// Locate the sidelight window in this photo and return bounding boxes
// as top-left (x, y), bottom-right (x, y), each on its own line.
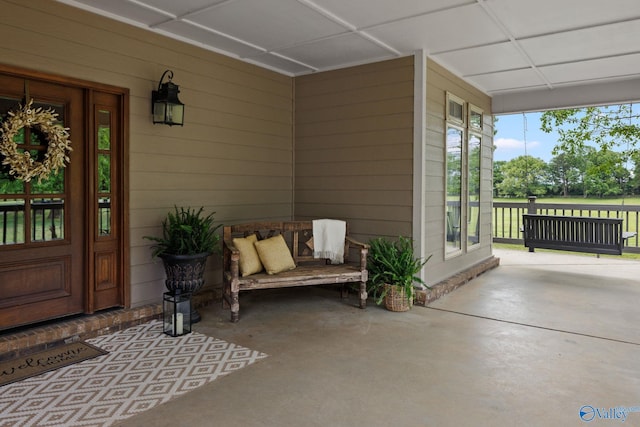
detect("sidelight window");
top-left (97, 109), bottom-right (112, 237)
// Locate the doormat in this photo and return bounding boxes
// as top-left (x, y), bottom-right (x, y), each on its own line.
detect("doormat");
top-left (0, 320), bottom-right (268, 427)
top-left (0, 341), bottom-right (107, 387)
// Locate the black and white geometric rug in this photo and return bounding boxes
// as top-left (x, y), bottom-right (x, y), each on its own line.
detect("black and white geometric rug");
top-left (0, 320), bottom-right (267, 426)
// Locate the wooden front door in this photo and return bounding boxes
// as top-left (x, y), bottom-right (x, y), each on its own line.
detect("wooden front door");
top-left (0, 71), bottom-right (127, 330)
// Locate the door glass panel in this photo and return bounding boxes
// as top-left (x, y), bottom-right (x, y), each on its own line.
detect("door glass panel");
top-left (0, 98), bottom-right (66, 246)
top-left (0, 98), bottom-right (26, 245)
top-left (446, 126), bottom-right (463, 254)
top-left (468, 133), bottom-right (481, 247)
top-left (0, 199), bottom-right (25, 244)
top-left (30, 198), bottom-right (64, 242)
top-left (97, 109), bottom-right (111, 236)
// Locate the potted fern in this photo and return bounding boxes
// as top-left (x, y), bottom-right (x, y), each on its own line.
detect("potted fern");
top-left (144, 206), bottom-right (222, 322)
top-left (367, 236), bottom-right (431, 312)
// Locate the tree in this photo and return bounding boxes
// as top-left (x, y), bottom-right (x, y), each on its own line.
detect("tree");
top-left (496, 155), bottom-right (548, 198)
top-left (493, 160), bottom-right (506, 197)
top-left (630, 151), bottom-right (640, 196)
top-left (547, 152), bottom-right (585, 197)
top-left (540, 104), bottom-right (640, 169)
top-left (583, 149), bottom-right (629, 198)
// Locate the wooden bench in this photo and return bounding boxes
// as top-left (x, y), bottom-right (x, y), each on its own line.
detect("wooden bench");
top-left (222, 221), bottom-right (369, 322)
top-left (522, 214), bottom-right (630, 255)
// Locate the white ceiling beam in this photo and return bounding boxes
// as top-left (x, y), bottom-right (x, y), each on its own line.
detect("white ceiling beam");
top-left (492, 77), bottom-right (640, 114)
top-left (475, 0), bottom-right (553, 90)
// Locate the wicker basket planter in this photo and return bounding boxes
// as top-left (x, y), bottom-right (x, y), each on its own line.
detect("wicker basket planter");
top-left (383, 284), bottom-right (413, 312)
top-left (368, 236), bottom-right (430, 313)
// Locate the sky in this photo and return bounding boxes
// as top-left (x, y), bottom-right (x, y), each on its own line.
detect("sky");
top-left (493, 112), bottom-right (559, 162)
top-left (494, 104), bottom-right (640, 163)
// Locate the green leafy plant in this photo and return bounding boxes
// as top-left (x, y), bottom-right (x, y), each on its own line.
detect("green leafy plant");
top-left (367, 236), bottom-right (431, 305)
top-left (144, 206), bottom-right (222, 258)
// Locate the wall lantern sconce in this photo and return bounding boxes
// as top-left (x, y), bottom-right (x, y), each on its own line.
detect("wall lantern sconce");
top-left (152, 70), bottom-right (184, 126)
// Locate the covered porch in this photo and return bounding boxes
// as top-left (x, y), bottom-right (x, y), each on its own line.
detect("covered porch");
top-left (117, 249), bottom-right (639, 425)
top-left (0, 4), bottom-right (639, 424)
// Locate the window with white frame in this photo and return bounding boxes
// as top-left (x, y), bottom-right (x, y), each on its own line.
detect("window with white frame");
top-left (445, 94), bottom-right (482, 254)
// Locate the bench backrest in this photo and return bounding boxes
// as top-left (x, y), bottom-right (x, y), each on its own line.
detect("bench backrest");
top-left (523, 214), bottom-right (623, 254)
top-left (223, 221), bottom-right (350, 267)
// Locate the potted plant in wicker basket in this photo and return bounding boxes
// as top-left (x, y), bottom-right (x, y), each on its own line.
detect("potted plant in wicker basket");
top-left (367, 236), bottom-right (431, 312)
top-left (144, 206), bottom-right (222, 322)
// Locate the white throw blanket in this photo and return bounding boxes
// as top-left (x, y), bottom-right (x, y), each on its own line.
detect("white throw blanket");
top-left (312, 219), bottom-right (346, 264)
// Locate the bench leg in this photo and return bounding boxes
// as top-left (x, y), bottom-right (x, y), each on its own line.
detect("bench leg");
top-left (222, 281), bottom-right (230, 309)
top-left (359, 280), bottom-right (367, 309)
top-left (230, 290), bottom-right (240, 323)
top-left (340, 284), bottom-right (348, 299)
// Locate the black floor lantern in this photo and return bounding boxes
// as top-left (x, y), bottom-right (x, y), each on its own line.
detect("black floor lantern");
top-left (163, 290), bottom-right (192, 337)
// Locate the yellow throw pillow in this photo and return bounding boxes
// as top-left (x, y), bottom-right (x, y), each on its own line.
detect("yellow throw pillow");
top-left (254, 234), bottom-right (296, 275)
top-left (233, 234), bottom-right (263, 277)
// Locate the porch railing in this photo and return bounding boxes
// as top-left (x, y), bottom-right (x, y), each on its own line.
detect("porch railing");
top-left (494, 197), bottom-right (640, 253)
top-left (0, 199), bottom-right (111, 244)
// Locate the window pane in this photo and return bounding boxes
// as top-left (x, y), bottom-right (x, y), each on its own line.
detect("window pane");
top-left (446, 93), bottom-right (465, 124)
top-left (29, 128), bottom-right (43, 145)
top-left (468, 134), bottom-right (481, 246)
top-left (29, 102), bottom-right (64, 146)
top-left (0, 199), bottom-right (25, 244)
top-left (99, 197), bottom-right (111, 236)
top-left (12, 127), bottom-right (25, 144)
top-left (98, 153), bottom-right (111, 192)
top-left (98, 110), bottom-right (111, 150)
top-left (0, 170), bottom-right (25, 194)
top-left (470, 109), bottom-right (482, 130)
top-left (31, 168), bottom-right (64, 194)
top-left (31, 198), bottom-right (64, 242)
top-left (0, 97), bottom-right (22, 118)
top-left (449, 102), bottom-right (463, 121)
top-left (446, 127), bottom-right (463, 253)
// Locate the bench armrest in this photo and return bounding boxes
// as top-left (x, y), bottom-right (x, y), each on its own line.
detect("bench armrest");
top-left (345, 236), bottom-right (369, 249)
top-left (223, 238), bottom-right (240, 280)
top-left (224, 237), bottom-right (239, 253)
top-left (345, 236), bottom-right (369, 271)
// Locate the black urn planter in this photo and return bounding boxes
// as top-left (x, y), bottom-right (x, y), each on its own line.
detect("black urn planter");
top-left (160, 252), bottom-right (210, 323)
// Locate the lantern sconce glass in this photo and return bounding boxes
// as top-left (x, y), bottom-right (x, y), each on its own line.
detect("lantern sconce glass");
top-left (152, 70), bottom-right (184, 126)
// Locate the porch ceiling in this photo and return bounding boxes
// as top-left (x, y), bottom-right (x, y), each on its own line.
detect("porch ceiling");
top-left (58, 0), bottom-right (640, 112)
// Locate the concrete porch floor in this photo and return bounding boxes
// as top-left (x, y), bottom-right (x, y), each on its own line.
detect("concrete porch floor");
top-left (118, 249), bottom-right (640, 427)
